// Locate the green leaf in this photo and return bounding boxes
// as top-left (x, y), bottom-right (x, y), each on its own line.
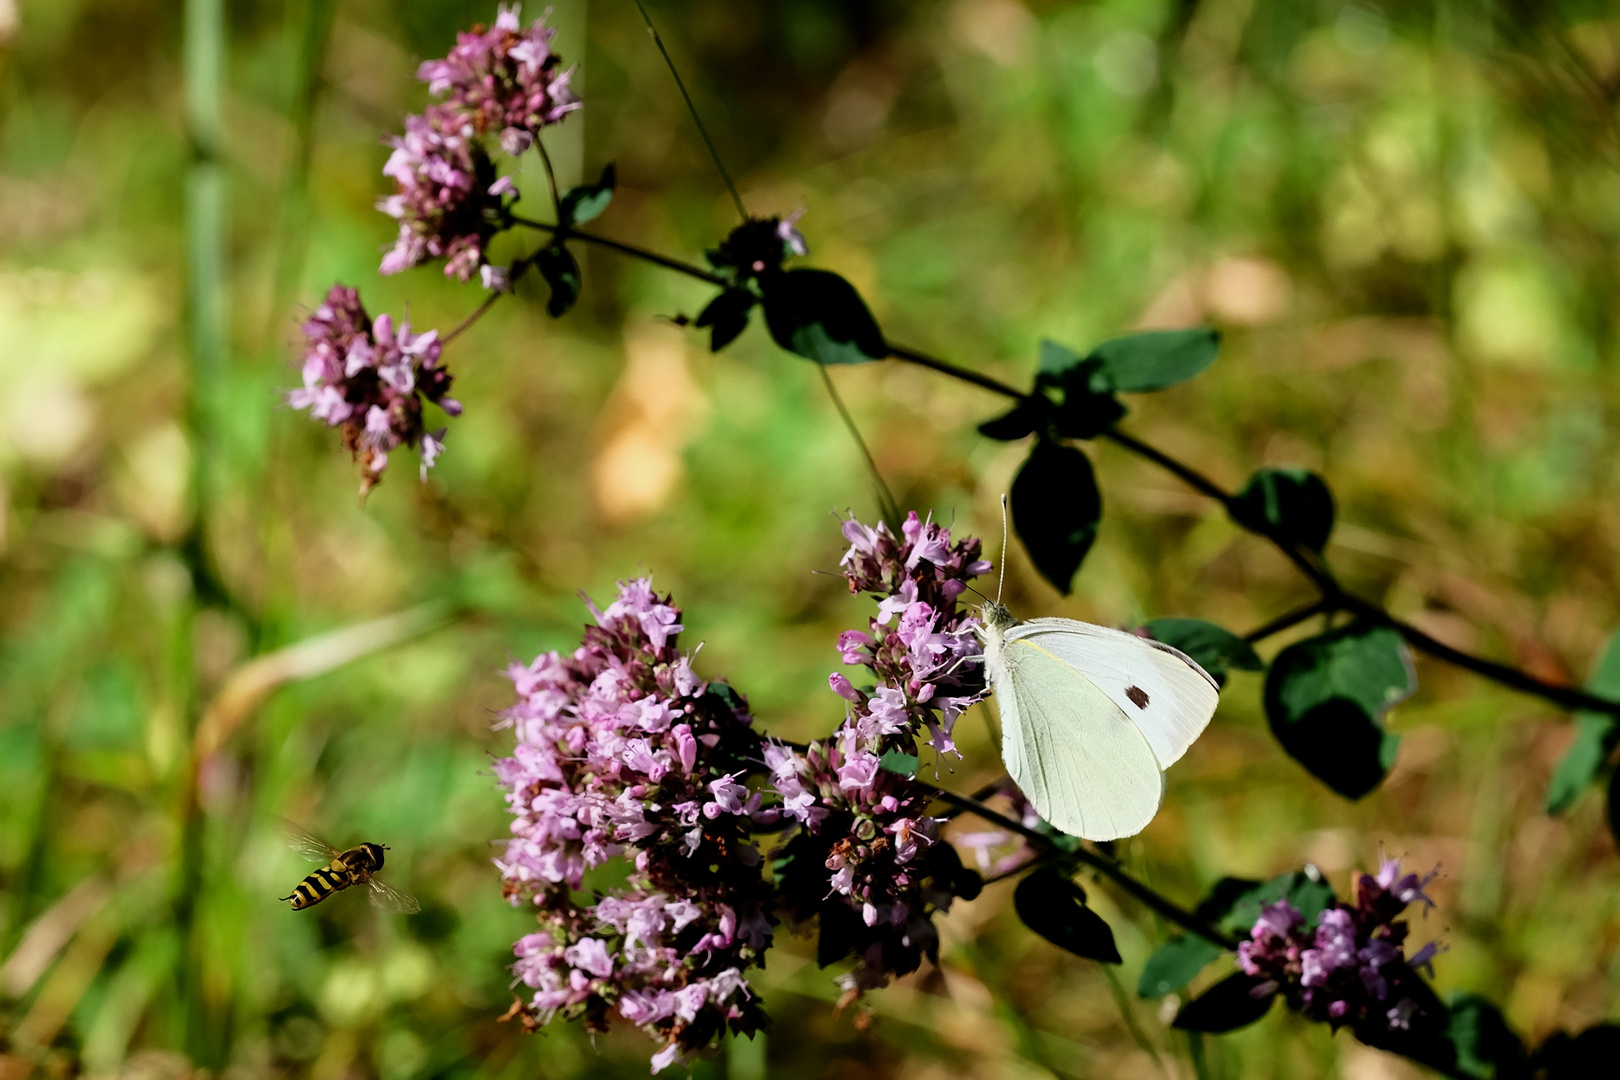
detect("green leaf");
top-left (977, 399), bottom-right (1047, 441)
top-left (1230, 468), bottom-right (1336, 552)
top-left (878, 750), bottom-right (918, 777)
top-left (535, 243), bottom-right (581, 317)
top-left (557, 162), bottom-right (615, 226)
top-left (1011, 441), bottom-right (1102, 595)
top-left (1014, 867), bottom-right (1122, 964)
top-left (1137, 936), bottom-right (1222, 998)
top-left (695, 287), bottom-right (757, 352)
top-left (1608, 767), bottom-right (1620, 848)
top-left (760, 269), bottom-right (886, 365)
top-left (1033, 340), bottom-right (1127, 439)
top-left (1217, 870), bottom-right (1337, 934)
top-left (1143, 618), bottom-right (1263, 688)
top-left (1087, 328), bottom-right (1220, 393)
top-left (1263, 622), bottom-right (1415, 798)
top-left (1535, 1024), bottom-right (1620, 1078)
top-left (1446, 995), bottom-right (1528, 1080)
top-left (1172, 973), bottom-right (1276, 1032)
top-left (1546, 630), bottom-right (1620, 815)
top-left (1546, 713), bottom-right (1614, 814)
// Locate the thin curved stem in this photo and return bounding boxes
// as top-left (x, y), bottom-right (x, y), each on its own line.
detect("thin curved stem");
top-left (490, 218), bottom-right (1620, 722)
top-left (919, 781), bottom-right (1236, 949)
top-left (1244, 599), bottom-right (1330, 644)
top-left (632, 0), bottom-right (748, 223)
top-left (510, 215), bottom-right (729, 286)
top-left (819, 365), bottom-right (901, 529)
top-left (535, 137), bottom-right (563, 221)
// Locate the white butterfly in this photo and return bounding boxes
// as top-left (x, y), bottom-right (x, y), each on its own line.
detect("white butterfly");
top-left (979, 600), bottom-right (1220, 841)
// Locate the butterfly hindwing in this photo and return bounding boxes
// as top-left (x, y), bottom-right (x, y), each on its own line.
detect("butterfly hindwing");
top-left (1006, 619), bottom-right (1219, 769)
top-left (994, 635), bottom-right (1165, 841)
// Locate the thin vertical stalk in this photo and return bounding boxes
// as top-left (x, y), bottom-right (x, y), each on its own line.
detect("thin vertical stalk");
top-left (181, 0), bottom-right (227, 1065)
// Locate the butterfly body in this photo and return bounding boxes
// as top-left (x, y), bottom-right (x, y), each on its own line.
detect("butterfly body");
top-left (980, 602), bottom-right (1219, 841)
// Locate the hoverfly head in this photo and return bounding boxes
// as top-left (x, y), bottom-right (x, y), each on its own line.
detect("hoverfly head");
top-left (359, 842), bottom-right (387, 871)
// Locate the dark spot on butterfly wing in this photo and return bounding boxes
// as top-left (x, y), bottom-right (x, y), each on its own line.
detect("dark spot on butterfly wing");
top-left (1125, 685), bottom-right (1150, 709)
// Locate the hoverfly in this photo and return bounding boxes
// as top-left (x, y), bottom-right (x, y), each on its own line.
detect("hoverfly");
top-left (278, 820), bottom-right (420, 913)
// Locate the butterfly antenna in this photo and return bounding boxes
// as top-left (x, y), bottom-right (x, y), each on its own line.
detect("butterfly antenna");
top-left (996, 494), bottom-right (1009, 604)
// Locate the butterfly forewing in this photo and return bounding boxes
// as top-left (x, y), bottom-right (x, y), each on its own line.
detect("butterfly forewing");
top-left (995, 636), bottom-right (1164, 841)
top-left (367, 878), bottom-right (421, 914)
top-left (1006, 620), bottom-right (1219, 769)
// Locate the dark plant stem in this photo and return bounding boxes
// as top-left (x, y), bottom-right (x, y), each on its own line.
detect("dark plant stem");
top-left (441, 257), bottom-right (534, 345)
top-left (1244, 600), bottom-right (1330, 644)
top-left (535, 137), bottom-right (564, 221)
top-left (920, 781), bottom-right (1236, 949)
top-left (510, 216), bottom-right (729, 286)
top-left (483, 219), bottom-right (1620, 721)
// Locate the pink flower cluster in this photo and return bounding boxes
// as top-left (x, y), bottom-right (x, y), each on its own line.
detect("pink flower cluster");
top-left (289, 284), bottom-right (459, 491)
top-left (417, 3), bottom-right (579, 152)
top-left (1238, 859), bottom-right (1443, 1032)
top-left (378, 110), bottom-right (515, 282)
top-left (768, 512), bottom-right (991, 993)
top-left (494, 517), bottom-right (994, 1067)
top-left (380, 4), bottom-right (578, 282)
top-left (494, 579), bottom-right (774, 1072)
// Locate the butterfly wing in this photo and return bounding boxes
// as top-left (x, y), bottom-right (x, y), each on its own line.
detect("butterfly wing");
top-left (1008, 619), bottom-right (1219, 769)
top-left (992, 634), bottom-right (1165, 841)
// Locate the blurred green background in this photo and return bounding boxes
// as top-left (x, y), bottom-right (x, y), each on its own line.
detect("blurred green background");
top-left (4, 0), bottom-right (1620, 1077)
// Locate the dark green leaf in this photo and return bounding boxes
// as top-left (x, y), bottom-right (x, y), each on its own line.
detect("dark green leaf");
top-left (695, 287), bottom-right (757, 352)
top-left (536, 243), bottom-right (581, 317)
top-left (816, 899), bottom-right (861, 967)
top-left (1143, 618), bottom-right (1263, 688)
top-left (1087, 328), bottom-right (1220, 393)
top-left (1445, 995), bottom-right (1528, 1080)
top-left (1264, 622), bottom-right (1414, 798)
top-left (557, 162), bottom-right (615, 226)
top-left (1191, 877), bottom-right (1264, 926)
top-left (1014, 867), bottom-right (1122, 964)
top-left (1230, 468), bottom-right (1335, 552)
top-left (1608, 766), bottom-right (1620, 847)
top-left (760, 269), bottom-right (886, 365)
top-left (1354, 976), bottom-right (1457, 1071)
top-left (1546, 713), bottom-right (1615, 815)
top-left (1011, 441), bottom-right (1102, 595)
top-left (1032, 341), bottom-right (1127, 438)
top-left (1546, 630), bottom-right (1620, 814)
top-left (878, 750), bottom-right (919, 776)
top-left (1172, 973), bottom-right (1276, 1032)
top-left (926, 841), bottom-right (983, 901)
top-left (977, 399), bottom-right (1047, 441)
top-left (1137, 936), bottom-right (1223, 998)
top-left (1535, 1024), bottom-right (1620, 1079)
top-left (1216, 870), bottom-right (1337, 934)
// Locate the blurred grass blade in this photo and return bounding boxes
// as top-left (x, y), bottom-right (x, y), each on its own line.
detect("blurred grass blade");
top-left (0, 876), bottom-right (110, 999)
top-left (193, 602), bottom-right (452, 761)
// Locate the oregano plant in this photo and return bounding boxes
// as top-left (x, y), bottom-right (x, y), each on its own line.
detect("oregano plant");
top-left (276, 5), bottom-right (1620, 1077)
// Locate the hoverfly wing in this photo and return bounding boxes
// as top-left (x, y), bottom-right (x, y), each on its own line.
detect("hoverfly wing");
top-left (279, 817), bottom-right (341, 863)
top-left (367, 877), bottom-right (420, 914)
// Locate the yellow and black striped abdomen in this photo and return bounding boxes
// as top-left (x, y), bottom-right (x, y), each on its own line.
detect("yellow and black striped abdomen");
top-left (282, 862), bottom-right (356, 910)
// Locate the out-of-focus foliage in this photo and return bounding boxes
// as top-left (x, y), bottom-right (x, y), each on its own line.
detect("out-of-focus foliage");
top-left (3, 1), bottom-right (1620, 1078)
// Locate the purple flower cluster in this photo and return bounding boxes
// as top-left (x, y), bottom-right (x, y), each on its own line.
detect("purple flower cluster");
top-left (289, 284), bottom-right (460, 491)
top-left (494, 516), bottom-right (994, 1067)
top-left (380, 4), bottom-right (578, 282)
top-left (494, 579), bottom-right (773, 1071)
top-left (1238, 859), bottom-right (1443, 1032)
top-left (768, 512), bottom-right (991, 993)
